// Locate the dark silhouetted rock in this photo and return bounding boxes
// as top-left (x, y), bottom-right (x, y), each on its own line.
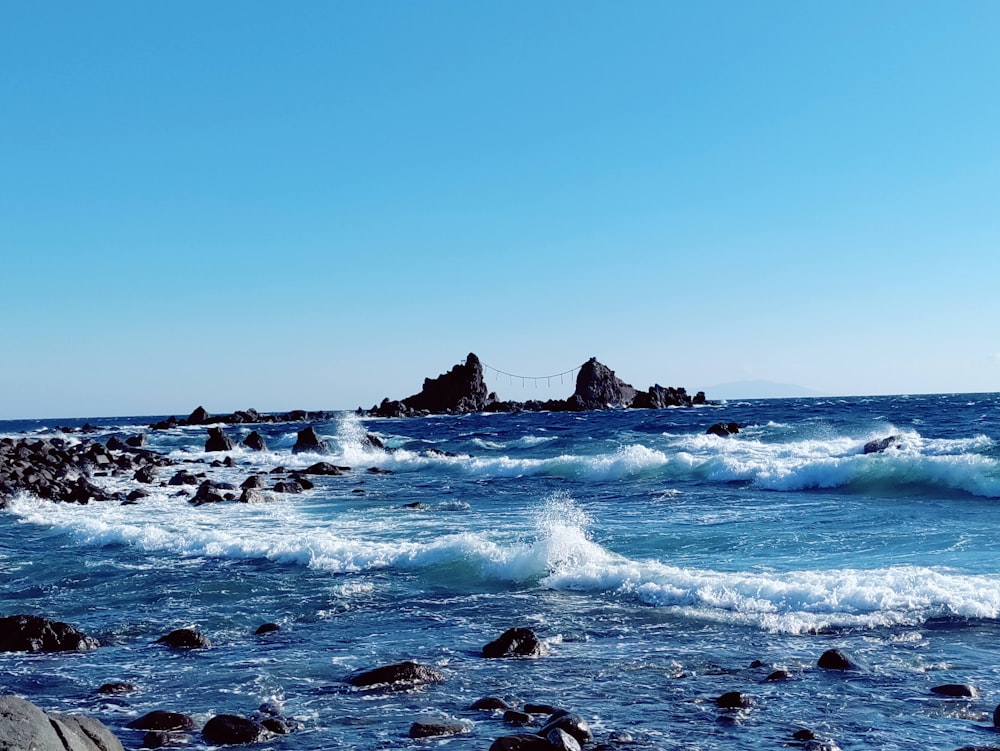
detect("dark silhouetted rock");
top-left (0, 695), bottom-right (125, 751)
top-left (397, 353), bottom-right (494, 414)
top-left (127, 710), bottom-right (197, 731)
top-left (931, 683), bottom-right (978, 698)
top-left (125, 489), bottom-right (148, 503)
top-left (205, 427), bottom-right (234, 452)
top-left (292, 427), bottom-right (329, 454)
top-left (707, 422), bottom-right (741, 437)
top-left (348, 661), bottom-right (445, 688)
top-left (241, 475), bottom-right (267, 490)
top-left (864, 435), bottom-right (901, 454)
top-left (490, 735), bottom-right (556, 751)
top-left (363, 433), bottom-right (385, 449)
top-left (766, 669), bottom-right (791, 681)
top-left (243, 431), bottom-right (267, 452)
top-left (523, 704), bottom-right (560, 715)
top-left (716, 691), bottom-right (752, 709)
top-left (0, 614), bottom-right (99, 653)
top-left (271, 480), bottom-right (304, 494)
top-left (632, 384), bottom-right (695, 409)
top-left (156, 628), bottom-right (210, 649)
top-left (192, 480), bottom-right (229, 505)
top-left (255, 622), bottom-right (280, 635)
top-left (817, 648), bottom-right (855, 670)
top-left (187, 406), bottom-right (210, 424)
top-left (134, 466), bottom-right (157, 483)
top-left (240, 488), bottom-right (274, 504)
top-left (570, 358), bottom-right (636, 410)
top-left (409, 721), bottom-right (468, 739)
top-left (303, 462), bottom-right (349, 475)
top-left (538, 712), bottom-right (592, 746)
top-left (125, 434), bottom-right (146, 448)
top-left (471, 697), bottom-right (513, 711)
top-left (483, 627), bottom-right (546, 658)
top-left (202, 715), bottom-right (269, 745)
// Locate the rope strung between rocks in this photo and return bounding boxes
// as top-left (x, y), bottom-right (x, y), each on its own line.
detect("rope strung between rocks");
top-left (481, 362), bottom-right (580, 388)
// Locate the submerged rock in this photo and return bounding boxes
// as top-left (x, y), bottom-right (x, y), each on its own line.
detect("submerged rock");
top-left (0, 614), bottom-right (99, 653)
top-left (409, 721), bottom-right (468, 739)
top-left (706, 422), bottom-right (741, 437)
top-left (490, 734), bottom-right (556, 751)
top-left (537, 712), bottom-right (592, 746)
top-left (817, 648), bottom-right (855, 671)
top-left (863, 435), bottom-right (901, 454)
top-left (156, 628), bottom-right (210, 649)
top-left (931, 683), bottom-right (978, 698)
top-left (127, 711), bottom-right (196, 732)
top-left (348, 661), bottom-right (445, 688)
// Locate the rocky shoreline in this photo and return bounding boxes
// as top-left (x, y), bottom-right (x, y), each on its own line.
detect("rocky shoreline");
top-left (367, 353), bottom-right (708, 417)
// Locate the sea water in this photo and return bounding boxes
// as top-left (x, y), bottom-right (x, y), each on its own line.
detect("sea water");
top-left (2, 394), bottom-right (1000, 750)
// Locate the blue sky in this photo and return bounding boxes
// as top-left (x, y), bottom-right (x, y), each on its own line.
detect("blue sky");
top-left (2, 2), bottom-right (999, 418)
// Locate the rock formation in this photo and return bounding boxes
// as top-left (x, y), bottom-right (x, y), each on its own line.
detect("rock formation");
top-left (369, 353), bottom-right (707, 417)
top-left (0, 695), bottom-right (124, 751)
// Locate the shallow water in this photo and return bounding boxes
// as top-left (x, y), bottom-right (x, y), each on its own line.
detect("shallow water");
top-left (3, 394), bottom-right (1000, 749)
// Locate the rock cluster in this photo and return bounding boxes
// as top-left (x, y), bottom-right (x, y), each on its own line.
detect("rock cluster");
top-left (150, 405), bottom-right (331, 431)
top-left (368, 353), bottom-right (707, 417)
top-left (0, 436), bottom-right (173, 507)
top-left (0, 614), bottom-right (99, 653)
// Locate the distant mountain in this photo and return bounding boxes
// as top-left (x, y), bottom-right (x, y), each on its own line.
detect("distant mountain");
top-left (705, 380), bottom-right (825, 400)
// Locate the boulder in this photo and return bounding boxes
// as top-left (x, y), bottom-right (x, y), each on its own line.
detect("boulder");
top-left (931, 683), bottom-right (978, 698)
top-left (0, 695), bottom-right (125, 751)
top-left (569, 358), bottom-right (636, 410)
top-left (134, 466), bottom-right (157, 484)
top-left (240, 488), bottom-right (275, 504)
top-left (348, 661), bottom-right (445, 688)
top-left (766, 669), bottom-right (791, 681)
top-left (97, 682), bottom-right (137, 695)
top-left (545, 728), bottom-right (581, 751)
top-left (167, 470), bottom-right (199, 486)
top-left (504, 710), bottom-right (533, 727)
top-left (523, 704), bottom-right (560, 715)
top-left (156, 628), bottom-right (210, 649)
top-left (242, 431), bottom-right (267, 452)
top-left (537, 712), bottom-right (592, 746)
top-left (205, 428), bottom-right (235, 452)
top-left (302, 462), bottom-right (349, 476)
top-left (483, 627), bottom-right (546, 658)
top-left (127, 710), bottom-right (196, 732)
top-left (292, 427), bottom-right (329, 454)
top-left (0, 614), bottom-right (99, 652)
top-left (271, 481), bottom-right (304, 494)
top-left (125, 434), bottom-right (147, 448)
top-left (716, 691), bottom-right (752, 709)
top-left (707, 422), bottom-right (740, 437)
top-left (192, 480), bottom-right (230, 505)
top-left (255, 622), bottom-right (281, 635)
top-left (817, 648), bottom-right (855, 670)
top-left (863, 435), bottom-right (901, 454)
top-left (202, 715), bottom-right (269, 745)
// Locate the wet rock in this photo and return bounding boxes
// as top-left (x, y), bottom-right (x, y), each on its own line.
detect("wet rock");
top-left (202, 714), bottom-right (269, 745)
top-left (490, 735), bottom-right (556, 751)
top-left (707, 422), bottom-right (741, 437)
top-left (167, 470), bottom-right (199, 486)
top-left (303, 461), bottom-right (349, 475)
top-left (537, 712), bottom-right (592, 746)
top-left (348, 661), bottom-right (445, 688)
top-left (363, 433), bottom-right (385, 449)
top-left (192, 480), bottom-right (229, 505)
top-left (97, 682), bottom-right (137, 695)
top-left (127, 710), bottom-right (197, 732)
top-left (125, 489), bottom-right (149, 503)
top-left (242, 431), bottom-right (267, 452)
top-left (255, 622), bottom-right (281, 635)
top-left (409, 721), bottom-right (468, 739)
top-left (817, 648), bottom-right (855, 670)
top-left (205, 427), bottom-right (235, 452)
top-left (271, 480), bottom-right (304, 494)
top-left (931, 683), bottom-right (978, 698)
top-left (471, 697), bottom-right (513, 711)
top-left (141, 731), bottom-right (171, 748)
top-left (292, 427), bottom-right (329, 454)
top-left (993, 704), bottom-right (1000, 728)
top-left (766, 669), bottom-right (792, 681)
top-left (241, 475), bottom-right (267, 490)
top-left (863, 435), bottom-right (901, 454)
top-left (483, 627), bottom-right (546, 658)
top-left (546, 727), bottom-right (581, 751)
top-left (240, 488), bottom-right (275, 504)
top-left (156, 628), bottom-right (210, 649)
top-left (0, 614), bottom-right (99, 652)
top-left (793, 729), bottom-right (817, 741)
top-left (523, 704), bottom-right (560, 715)
top-left (504, 710), bottom-right (533, 727)
top-left (126, 434), bottom-right (147, 448)
top-left (134, 466), bottom-right (157, 483)
top-left (367, 467), bottom-right (392, 475)
top-left (716, 691), bottom-right (752, 709)
top-left (0, 695), bottom-right (125, 751)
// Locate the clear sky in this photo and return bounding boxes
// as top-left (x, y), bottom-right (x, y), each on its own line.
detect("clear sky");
top-left (2, 2), bottom-right (999, 418)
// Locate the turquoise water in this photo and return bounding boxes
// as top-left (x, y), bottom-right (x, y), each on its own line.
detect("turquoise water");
top-left (2, 394), bottom-right (1000, 750)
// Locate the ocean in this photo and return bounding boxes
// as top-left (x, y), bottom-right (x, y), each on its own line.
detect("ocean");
top-left (2, 393), bottom-right (1000, 750)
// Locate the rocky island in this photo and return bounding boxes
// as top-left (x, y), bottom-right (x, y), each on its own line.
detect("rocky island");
top-left (367, 353), bottom-right (707, 417)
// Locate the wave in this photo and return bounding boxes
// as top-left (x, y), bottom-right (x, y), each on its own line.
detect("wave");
top-left (8, 492), bottom-right (1000, 636)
